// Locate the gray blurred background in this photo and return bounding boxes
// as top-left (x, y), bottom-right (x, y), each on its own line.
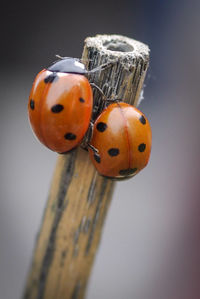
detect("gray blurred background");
top-left (0, 0), bottom-right (200, 298)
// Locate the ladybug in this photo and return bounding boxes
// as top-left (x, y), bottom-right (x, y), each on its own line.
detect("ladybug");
top-left (28, 58), bottom-right (93, 153)
top-left (88, 102), bottom-right (152, 179)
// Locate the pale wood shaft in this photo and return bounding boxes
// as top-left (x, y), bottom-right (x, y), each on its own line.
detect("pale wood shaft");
top-left (24, 35), bottom-right (149, 299)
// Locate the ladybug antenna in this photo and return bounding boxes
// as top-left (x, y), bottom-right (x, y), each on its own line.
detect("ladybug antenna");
top-left (55, 54), bottom-right (78, 60)
top-left (55, 54), bottom-right (65, 60)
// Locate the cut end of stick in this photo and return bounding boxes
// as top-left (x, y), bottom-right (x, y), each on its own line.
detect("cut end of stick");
top-left (85, 34), bottom-right (150, 63)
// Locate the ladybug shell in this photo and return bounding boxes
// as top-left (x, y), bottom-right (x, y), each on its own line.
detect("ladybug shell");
top-left (28, 69), bottom-right (93, 153)
top-left (88, 102), bottom-right (152, 179)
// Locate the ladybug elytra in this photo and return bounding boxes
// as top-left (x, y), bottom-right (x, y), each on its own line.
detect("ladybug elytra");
top-left (28, 58), bottom-right (93, 153)
top-left (88, 102), bottom-right (152, 179)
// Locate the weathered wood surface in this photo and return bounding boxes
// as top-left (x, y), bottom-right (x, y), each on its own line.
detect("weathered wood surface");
top-left (24, 34), bottom-right (149, 299)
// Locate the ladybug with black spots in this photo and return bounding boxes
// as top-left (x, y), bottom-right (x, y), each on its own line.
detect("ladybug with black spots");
top-left (88, 102), bottom-right (152, 179)
top-left (28, 58), bottom-right (93, 153)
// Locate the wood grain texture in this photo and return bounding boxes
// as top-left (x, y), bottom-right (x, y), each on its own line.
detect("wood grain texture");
top-left (23, 34), bottom-right (149, 299)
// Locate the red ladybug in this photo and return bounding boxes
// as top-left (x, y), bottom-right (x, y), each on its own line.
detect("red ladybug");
top-left (88, 102), bottom-right (152, 179)
top-left (28, 58), bottom-right (93, 153)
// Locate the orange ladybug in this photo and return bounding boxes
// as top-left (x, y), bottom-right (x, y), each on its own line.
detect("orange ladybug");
top-left (28, 58), bottom-right (93, 153)
top-left (88, 102), bottom-right (152, 179)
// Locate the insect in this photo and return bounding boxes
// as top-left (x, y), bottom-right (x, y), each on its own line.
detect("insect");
top-left (28, 58), bottom-right (93, 153)
top-left (88, 102), bottom-right (152, 179)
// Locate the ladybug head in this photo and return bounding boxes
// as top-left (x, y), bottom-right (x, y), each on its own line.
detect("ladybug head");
top-left (48, 57), bottom-right (86, 75)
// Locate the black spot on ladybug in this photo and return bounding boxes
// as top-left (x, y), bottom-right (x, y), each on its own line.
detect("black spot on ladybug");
top-left (108, 148), bottom-right (119, 157)
top-left (30, 99), bottom-right (35, 110)
top-left (79, 97), bottom-right (85, 103)
top-left (119, 168), bottom-right (137, 176)
top-left (51, 104), bottom-right (64, 113)
top-left (44, 72), bottom-right (58, 83)
top-left (138, 143), bottom-right (146, 152)
top-left (139, 115), bottom-right (146, 125)
top-left (94, 153), bottom-right (101, 163)
top-left (96, 122), bottom-right (107, 132)
top-left (64, 133), bottom-right (76, 140)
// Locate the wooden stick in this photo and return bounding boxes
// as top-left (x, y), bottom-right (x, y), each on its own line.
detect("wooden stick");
top-left (24, 34), bottom-right (149, 299)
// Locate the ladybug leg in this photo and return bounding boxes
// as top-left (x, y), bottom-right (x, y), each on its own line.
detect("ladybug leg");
top-left (86, 121), bottom-right (94, 144)
top-left (90, 83), bottom-right (122, 110)
top-left (81, 121), bottom-right (94, 150)
top-left (106, 98), bottom-right (121, 104)
top-left (81, 122), bottom-right (100, 160)
top-left (88, 143), bottom-right (101, 165)
top-left (90, 83), bottom-right (122, 103)
top-left (87, 61), bottom-right (114, 75)
top-left (90, 83), bottom-right (107, 101)
top-left (90, 83), bottom-right (111, 110)
top-left (88, 144), bottom-right (99, 154)
top-left (86, 123), bottom-right (100, 159)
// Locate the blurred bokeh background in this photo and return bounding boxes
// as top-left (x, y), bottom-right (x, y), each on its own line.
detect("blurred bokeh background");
top-left (0, 0), bottom-right (200, 298)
